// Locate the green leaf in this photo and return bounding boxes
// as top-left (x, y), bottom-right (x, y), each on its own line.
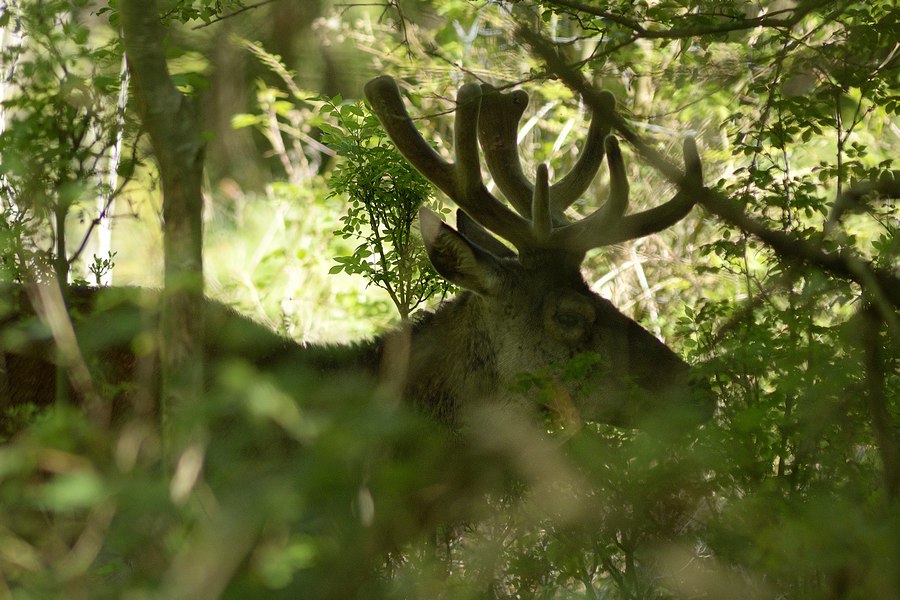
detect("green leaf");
top-left (41, 472), bottom-right (106, 511)
top-left (231, 113), bottom-right (261, 129)
top-left (116, 159), bottom-right (135, 179)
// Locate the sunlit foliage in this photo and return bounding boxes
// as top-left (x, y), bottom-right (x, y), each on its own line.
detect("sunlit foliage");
top-left (0, 1), bottom-right (897, 598)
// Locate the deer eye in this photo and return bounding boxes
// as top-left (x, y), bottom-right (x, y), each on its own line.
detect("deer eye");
top-left (554, 311), bottom-right (584, 329)
top-left (543, 292), bottom-right (597, 343)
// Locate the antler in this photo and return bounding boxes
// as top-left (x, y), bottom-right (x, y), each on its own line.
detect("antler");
top-left (476, 84), bottom-right (616, 219)
top-left (365, 76), bottom-right (534, 252)
top-left (556, 137), bottom-right (703, 252)
top-left (476, 84), bottom-right (703, 253)
top-left (364, 76), bottom-right (703, 261)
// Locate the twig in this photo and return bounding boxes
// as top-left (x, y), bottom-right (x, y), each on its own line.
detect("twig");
top-left (192, 0), bottom-right (278, 30)
top-left (544, 0), bottom-right (840, 40)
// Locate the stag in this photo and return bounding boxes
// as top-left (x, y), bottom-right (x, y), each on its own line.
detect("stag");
top-left (0, 77), bottom-right (709, 431)
top-left (361, 76), bottom-right (709, 426)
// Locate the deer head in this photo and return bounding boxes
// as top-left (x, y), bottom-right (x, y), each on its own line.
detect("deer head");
top-left (364, 76), bottom-right (710, 427)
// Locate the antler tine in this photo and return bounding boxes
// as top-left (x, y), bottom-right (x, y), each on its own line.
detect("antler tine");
top-left (601, 135), bottom-right (629, 222)
top-left (533, 164), bottom-right (551, 240)
top-left (551, 135), bottom-right (628, 250)
top-left (454, 83), bottom-right (485, 198)
top-left (550, 91), bottom-right (616, 213)
top-left (476, 85), bottom-right (532, 218)
top-left (477, 85), bottom-right (614, 219)
top-left (451, 82), bottom-right (537, 250)
top-left (557, 136), bottom-right (703, 253)
top-left (608, 136), bottom-right (702, 243)
top-left (365, 76), bottom-right (535, 251)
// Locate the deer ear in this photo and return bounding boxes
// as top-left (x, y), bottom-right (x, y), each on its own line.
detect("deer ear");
top-left (419, 208), bottom-right (502, 295)
top-left (456, 209), bottom-right (517, 259)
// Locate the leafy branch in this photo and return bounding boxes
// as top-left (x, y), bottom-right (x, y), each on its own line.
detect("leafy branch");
top-left (519, 25), bottom-right (900, 315)
top-left (319, 96), bottom-right (452, 320)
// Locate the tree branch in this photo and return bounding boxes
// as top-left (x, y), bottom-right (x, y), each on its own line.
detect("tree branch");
top-left (696, 187), bottom-right (900, 312)
top-left (544, 0), bottom-right (843, 40)
top-left (857, 306), bottom-right (900, 501)
top-left (519, 25), bottom-right (900, 313)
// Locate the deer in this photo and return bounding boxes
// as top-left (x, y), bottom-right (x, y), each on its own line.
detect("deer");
top-left (0, 76), bottom-right (710, 434)
top-left (361, 76), bottom-right (709, 427)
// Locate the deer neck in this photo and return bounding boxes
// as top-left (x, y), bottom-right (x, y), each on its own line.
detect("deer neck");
top-left (393, 292), bottom-right (499, 423)
top-left (294, 293), bottom-right (499, 424)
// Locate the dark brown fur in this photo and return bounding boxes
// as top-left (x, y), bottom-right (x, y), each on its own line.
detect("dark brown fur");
top-left (1, 246), bottom-right (710, 433)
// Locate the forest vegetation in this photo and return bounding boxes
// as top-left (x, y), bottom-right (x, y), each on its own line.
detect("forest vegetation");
top-left (0, 1), bottom-right (897, 598)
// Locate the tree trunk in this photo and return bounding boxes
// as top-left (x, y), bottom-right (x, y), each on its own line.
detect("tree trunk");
top-left (120, 1), bottom-right (206, 464)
